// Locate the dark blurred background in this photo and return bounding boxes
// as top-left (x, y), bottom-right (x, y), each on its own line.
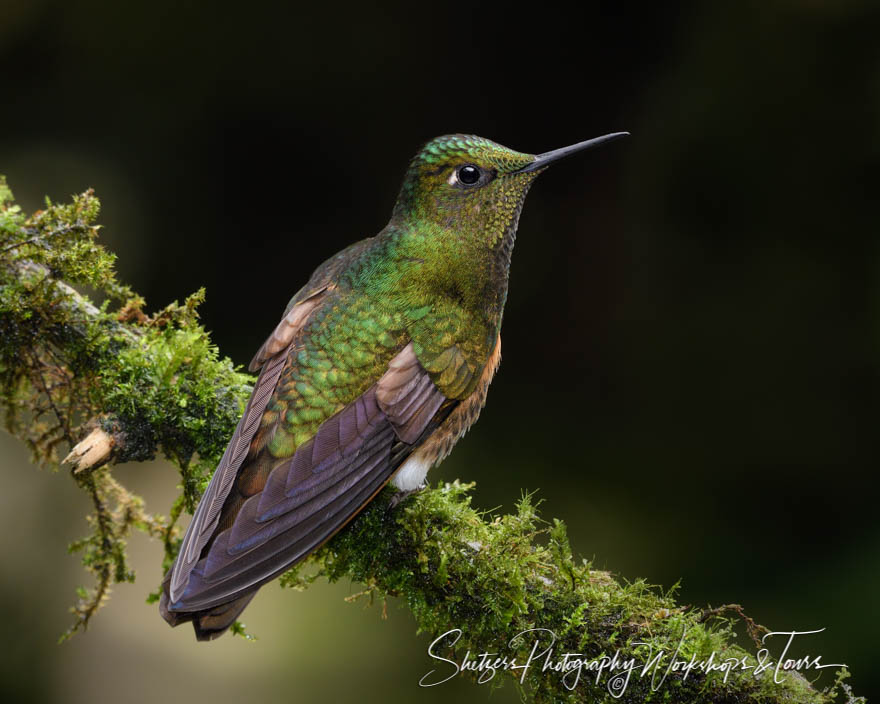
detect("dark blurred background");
top-left (2, 0), bottom-right (878, 702)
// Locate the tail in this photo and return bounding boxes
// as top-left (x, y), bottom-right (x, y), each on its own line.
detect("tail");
top-left (159, 573), bottom-right (257, 641)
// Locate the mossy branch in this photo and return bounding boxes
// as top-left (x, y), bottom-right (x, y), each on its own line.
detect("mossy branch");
top-left (0, 178), bottom-right (862, 703)
top-left (0, 177), bottom-right (250, 638)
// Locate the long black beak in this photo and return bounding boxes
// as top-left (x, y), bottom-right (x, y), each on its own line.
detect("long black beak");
top-left (515, 132), bottom-right (630, 173)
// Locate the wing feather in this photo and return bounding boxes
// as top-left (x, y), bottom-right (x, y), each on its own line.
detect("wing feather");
top-left (167, 343), bottom-right (454, 613)
top-left (247, 288), bottom-right (330, 372)
top-left (170, 284), bottom-right (340, 602)
top-left (169, 350), bottom-right (288, 602)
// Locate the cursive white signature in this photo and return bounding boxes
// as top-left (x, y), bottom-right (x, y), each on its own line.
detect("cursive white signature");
top-left (420, 627), bottom-right (846, 697)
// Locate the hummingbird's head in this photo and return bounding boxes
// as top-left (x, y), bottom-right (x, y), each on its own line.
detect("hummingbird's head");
top-left (391, 132), bottom-right (629, 248)
top-left (391, 134), bottom-right (537, 245)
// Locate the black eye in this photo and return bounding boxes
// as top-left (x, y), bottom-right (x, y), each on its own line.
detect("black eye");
top-left (457, 164), bottom-right (481, 185)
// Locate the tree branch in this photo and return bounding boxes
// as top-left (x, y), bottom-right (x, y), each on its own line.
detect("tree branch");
top-left (0, 177), bottom-right (862, 702)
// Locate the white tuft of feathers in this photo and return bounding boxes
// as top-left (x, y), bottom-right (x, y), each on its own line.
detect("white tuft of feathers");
top-left (391, 454), bottom-right (431, 491)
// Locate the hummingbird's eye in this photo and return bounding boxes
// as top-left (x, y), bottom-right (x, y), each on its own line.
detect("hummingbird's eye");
top-left (456, 164), bottom-right (482, 186)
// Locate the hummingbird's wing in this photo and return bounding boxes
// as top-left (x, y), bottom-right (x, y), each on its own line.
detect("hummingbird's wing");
top-left (168, 238), bottom-right (379, 603)
top-left (168, 288), bottom-right (332, 603)
top-left (167, 327), bottom-right (456, 615)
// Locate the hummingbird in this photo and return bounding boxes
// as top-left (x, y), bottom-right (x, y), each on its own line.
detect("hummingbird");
top-left (159, 131), bottom-right (628, 639)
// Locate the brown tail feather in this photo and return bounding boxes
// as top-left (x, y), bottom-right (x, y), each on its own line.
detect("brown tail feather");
top-left (159, 573), bottom-right (256, 641)
top-left (191, 592), bottom-right (257, 641)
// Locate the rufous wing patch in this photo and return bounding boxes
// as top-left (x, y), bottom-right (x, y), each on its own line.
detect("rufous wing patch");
top-left (376, 343), bottom-right (448, 443)
top-left (248, 286), bottom-right (333, 372)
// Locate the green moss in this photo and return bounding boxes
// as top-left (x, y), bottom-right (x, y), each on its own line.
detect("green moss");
top-left (0, 177), bottom-right (251, 636)
top-left (94, 298), bottom-right (251, 508)
top-left (277, 481), bottom-right (848, 703)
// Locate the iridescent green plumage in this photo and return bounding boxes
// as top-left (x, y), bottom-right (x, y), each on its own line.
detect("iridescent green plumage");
top-left (261, 134), bottom-right (538, 439)
top-left (160, 131), bottom-right (627, 639)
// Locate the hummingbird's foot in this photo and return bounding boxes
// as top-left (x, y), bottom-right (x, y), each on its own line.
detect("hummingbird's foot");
top-left (388, 484), bottom-right (426, 510)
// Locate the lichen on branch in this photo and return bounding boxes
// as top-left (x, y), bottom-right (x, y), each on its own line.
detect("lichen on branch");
top-left (0, 177), bottom-right (862, 702)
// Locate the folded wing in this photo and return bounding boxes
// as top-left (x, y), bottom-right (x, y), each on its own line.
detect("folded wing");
top-left (167, 342), bottom-right (453, 613)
